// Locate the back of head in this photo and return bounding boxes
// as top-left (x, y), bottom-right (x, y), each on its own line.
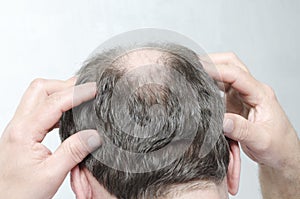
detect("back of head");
top-left (59, 43), bottom-right (229, 199)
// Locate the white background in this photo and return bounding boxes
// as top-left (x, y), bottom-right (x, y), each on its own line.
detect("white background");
top-left (0, 0), bottom-right (299, 198)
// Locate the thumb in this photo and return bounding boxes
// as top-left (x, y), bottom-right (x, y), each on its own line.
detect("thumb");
top-left (48, 130), bottom-right (102, 179)
top-left (223, 113), bottom-right (261, 146)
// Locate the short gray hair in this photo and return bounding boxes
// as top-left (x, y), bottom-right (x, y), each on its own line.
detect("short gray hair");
top-left (60, 43), bottom-right (229, 199)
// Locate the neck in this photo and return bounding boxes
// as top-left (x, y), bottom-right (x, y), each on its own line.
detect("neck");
top-left (84, 167), bottom-right (229, 199)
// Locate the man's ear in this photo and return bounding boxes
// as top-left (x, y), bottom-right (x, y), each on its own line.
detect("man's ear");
top-left (71, 165), bottom-right (92, 199)
top-left (226, 139), bottom-right (241, 195)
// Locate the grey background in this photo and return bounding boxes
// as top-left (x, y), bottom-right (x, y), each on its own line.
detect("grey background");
top-left (0, 0), bottom-right (299, 198)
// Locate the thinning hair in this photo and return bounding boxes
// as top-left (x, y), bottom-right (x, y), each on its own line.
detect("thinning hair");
top-left (59, 43), bottom-right (229, 199)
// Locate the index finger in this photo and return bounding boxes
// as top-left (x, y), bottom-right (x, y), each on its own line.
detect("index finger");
top-left (25, 82), bottom-right (97, 142)
top-left (206, 64), bottom-right (265, 106)
top-left (15, 77), bottom-right (77, 119)
top-left (208, 52), bottom-right (249, 72)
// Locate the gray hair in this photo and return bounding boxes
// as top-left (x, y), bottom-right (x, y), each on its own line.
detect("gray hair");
top-left (60, 43), bottom-right (229, 199)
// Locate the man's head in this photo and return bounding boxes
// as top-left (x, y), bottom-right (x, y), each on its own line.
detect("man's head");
top-left (59, 43), bottom-right (241, 199)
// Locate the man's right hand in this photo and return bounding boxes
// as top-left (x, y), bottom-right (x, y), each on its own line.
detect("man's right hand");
top-left (203, 52), bottom-right (300, 199)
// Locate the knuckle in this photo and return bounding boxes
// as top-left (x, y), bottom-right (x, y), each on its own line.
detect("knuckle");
top-left (234, 64), bottom-right (245, 73)
top-left (29, 78), bottom-right (45, 90)
top-left (228, 52), bottom-right (238, 60)
top-left (6, 122), bottom-right (26, 143)
top-left (262, 83), bottom-right (276, 100)
top-left (226, 52), bottom-right (249, 72)
top-left (7, 129), bottom-right (20, 143)
top-left (230, 63), bottom-right (245, 77)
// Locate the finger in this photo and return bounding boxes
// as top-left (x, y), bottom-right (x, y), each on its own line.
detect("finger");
top-left (223, 113), bottom-right (265, 147)
top-left (15, 77), bottom-right (77, 118)
top-left (30, 82), bottom-right (97, 142)
top-left (206, 64), bottom-right (264, 106)
top-left (198, 56), bottom-right (228, 92)
top-left (208, 52), bottom-right (249, 72)
top-left (46, 130), bottom-right (101, 182)
top-left (44, 77), bottom-right (77, 95)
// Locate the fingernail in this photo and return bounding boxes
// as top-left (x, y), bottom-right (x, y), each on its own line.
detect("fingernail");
top-left (87, 132), bottom-right (102, 151)
top-left (223, 118), bottom-right (234, 133)
top-left (86, 82), bottom-right (96, 87)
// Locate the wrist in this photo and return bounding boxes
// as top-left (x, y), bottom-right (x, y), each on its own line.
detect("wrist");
top-left (274, 128), bottom-right (300, 171)
top-left (260, 136), bottom-right (300, 174)
top-left (259, 135), bottom-right (300, 199)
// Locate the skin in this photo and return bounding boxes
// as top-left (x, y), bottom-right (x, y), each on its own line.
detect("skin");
top-left (203, 52), bottom-right (300, 199)
top-left (0, 78), bottom-right (102, 199)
